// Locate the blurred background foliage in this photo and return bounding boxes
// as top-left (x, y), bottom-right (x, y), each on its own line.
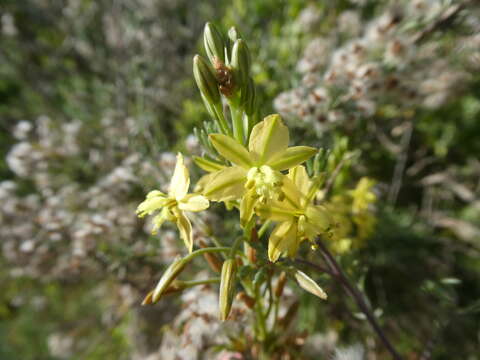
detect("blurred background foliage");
top-left (0, 0), bottom-right (479, 359)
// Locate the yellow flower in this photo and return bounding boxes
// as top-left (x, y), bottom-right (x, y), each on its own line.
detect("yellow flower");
top-left (257, 165), bottom-right (331, 262)
top-left (200, 114), bottom-right (317, 226)
top-left (348, 177), bottom-right (376, 213)
top-left (136, 153), bottom-right (209, 252)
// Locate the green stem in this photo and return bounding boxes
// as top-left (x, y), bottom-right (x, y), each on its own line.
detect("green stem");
top-left (265, 274), bottom-right (274, 319)
top-left (214, 102), bottom-right (232, 136)
top-left (180, 278), bottom-right (220, 288)
top-left (230, 106), bottom-right (245, 144)
top-left (229, 236), bottom-right (244, 258)
top-left (258, 220), bottom-right (272, 238)
top-left (183, 247), bottom-right (232, 263)
top-left (252, 272), bottom-right (269, 342)
top-left (210, 236), bottom-right (225, 251)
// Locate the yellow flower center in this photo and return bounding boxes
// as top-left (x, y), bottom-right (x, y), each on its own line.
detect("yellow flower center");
top-left (245, 165), bottom-right (282, 202)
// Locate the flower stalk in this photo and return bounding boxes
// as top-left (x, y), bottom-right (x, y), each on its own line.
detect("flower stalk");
top-left (135, 21), bottom-right (384, 358)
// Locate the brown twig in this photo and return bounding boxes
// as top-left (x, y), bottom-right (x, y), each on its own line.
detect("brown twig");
top-left (294, 258), bottom-right (335, 276)
top-left (308, 239), bottom-right (404, 360)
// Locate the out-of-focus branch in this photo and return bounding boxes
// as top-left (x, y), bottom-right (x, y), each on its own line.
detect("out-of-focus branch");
top-left (412, 2), bottom-right (469, 44)
top-left (302, 239), bottom-right (404, 360)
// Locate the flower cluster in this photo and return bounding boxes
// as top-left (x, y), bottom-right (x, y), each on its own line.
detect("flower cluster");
top-left (136, 24), bottom-right (360, 341)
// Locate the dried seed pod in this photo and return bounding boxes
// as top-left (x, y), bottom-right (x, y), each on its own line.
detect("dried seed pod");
top-left (236, 291), bottom-right (255, 309)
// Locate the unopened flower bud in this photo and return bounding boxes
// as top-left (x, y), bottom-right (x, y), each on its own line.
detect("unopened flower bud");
top-left (228, 26), bottom-right (242, 43)
top-left (151, 255), bottom-right (187, 303)
top-left (193, 55), bottom-right (220, 106)
top-left (241, 77), bottom-right (256, 116)
top-left (219, 258), bottom-right (237, 321)
top-left (274, 271), bottom-right (287, 298)
top-left (236, 291), bottom-right (255, 308)
top-left (294, 270), bottom-right (327, 300)
top-left (204, 22), bottom-right (225, 64)
top-left (141, 290), bottom-right (154, 306)
top-left (231, 39), bottom-right (251, 89)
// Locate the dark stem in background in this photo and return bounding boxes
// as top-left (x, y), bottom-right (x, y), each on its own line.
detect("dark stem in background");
top-left (305, 239), bottom-right (404, 360)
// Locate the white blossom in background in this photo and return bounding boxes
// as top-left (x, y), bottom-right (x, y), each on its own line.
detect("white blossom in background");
top-left (274, 0), bottom-right (478, 134)
top-left (333, 344), bottom-right (365, 360)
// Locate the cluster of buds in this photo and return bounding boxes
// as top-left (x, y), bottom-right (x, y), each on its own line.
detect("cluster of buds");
top-left (193, 22), bottom-right (257, 148)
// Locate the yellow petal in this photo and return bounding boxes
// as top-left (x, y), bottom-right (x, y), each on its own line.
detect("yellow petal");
top-left (249, 114), bottom-right (289, 164)
top-left (209, 134), bottom-right (253, 168)
top-left (240, 189), bottom-right (257, 227)
top-left (294, 270), bottom-right (327, 300)
top-left (203, 166), bottom-right (247, 201)
top-left (169, 153), bottom-right (190, 200)
top-left (268, 221), bottom-right (298, 262)
top-left (305, 205), bottom-right (331, 232)
top-left (256, 200), bottom-right (296, 222)
top-left (195, 172), bottom-right (218, 193)
top-left (145, 190), bottom-right (166, 199)
top-left (280, 176), bottom-right (303, 209)
top-left (269, 146), bottom-right (317, 171)
top-left (193, 156), bottom-right (226, 173)
top-left (151, 207), bottom-right (174, 234)
top-left (176, 210), bottom-right (193, 253)
top-left (136, 192), bottom-right (169, 217)
top-left (178, 194), bottom-right (210, 212)
top-left (287, 165), bottom-right (311, 198)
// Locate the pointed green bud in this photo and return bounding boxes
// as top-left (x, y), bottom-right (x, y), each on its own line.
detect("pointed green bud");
top-left (241, 77), bottom-right (256, 116)
top-left (228, 26), bottom-right (242, 42)
top-left (141, 290), bottom-right (154, 306)
top-left (231, 39), bottom-right (251, 89)
top-left (193, 55), bottom-right (220, 106)
top-left (152, 255), bottom-right (187, 303)
top-left (294, 270), bottom-right (327, 300)
top-left (219, 258), bottom-right (237, 321)
top-left (225, 27), bottom-right (241, 64)
top-left (204, 22), bottom-right (225, 64)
